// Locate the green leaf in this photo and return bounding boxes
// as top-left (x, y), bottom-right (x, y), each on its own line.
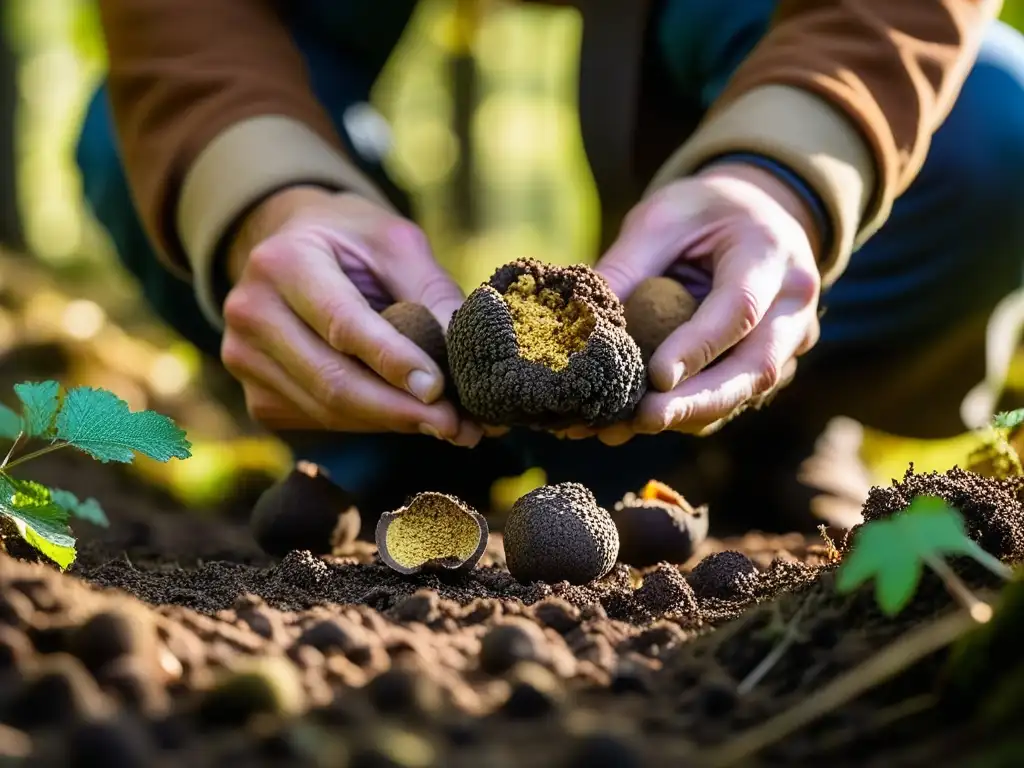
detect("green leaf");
top-left (54, 386), bottom-right (192, 464)
top-left (836, 495), bottom-right (982, 616)
top-left (994, 409), bottom-right (1024, 430)
top-left (13, 381), bottom-right (60, 438)
top-left (0, 474), bottom-right (76, 570)
top-left (0, 403), bottom-right (22, 440)
top-left (48, 488), bottom-right (109, 528)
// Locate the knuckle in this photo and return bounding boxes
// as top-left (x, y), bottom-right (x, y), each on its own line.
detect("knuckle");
top-left (311, 360), bottom-right (351, 412)
top-left (246, 238), bottom-right (292, 280)
top-left (734, 286), bottom-right (763, 336)
top-left (379, 219), bottom-right (428, 255)
top-left (787, 266), bottom-right (821, 306)
top-left (693, 339), bottom-right (718, 371)
top-left (222, 288), bottom-right (264, 336)
top-left (323, 300), bottom-right (358, 353)
top-left (753, 353), bottom-right (782, 394)
top-left (416, 271), bottom-right (460, 312)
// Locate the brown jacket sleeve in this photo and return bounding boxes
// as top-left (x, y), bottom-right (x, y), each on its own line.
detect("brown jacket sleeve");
top-left (97, 0), bottom-right (395, 327)
top-left (648, 0), bottom-right (1004, 287)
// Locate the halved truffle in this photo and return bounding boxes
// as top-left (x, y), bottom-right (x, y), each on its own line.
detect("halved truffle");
top-left (249, 462), bottom-right (361, 557)
top-left (375, 492), bottom-right (488, 575)
top-left (612, 480), bottom-right (709, 568)
top-left (623, 276), bottom-right (700, 363)
top-left (503, 482), bottom-right (619, 585)
top-left (446, 259), bottom-right (647, 429)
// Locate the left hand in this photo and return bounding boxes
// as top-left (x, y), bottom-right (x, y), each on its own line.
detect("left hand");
top-left (582, 162), bottom-right (824, 445)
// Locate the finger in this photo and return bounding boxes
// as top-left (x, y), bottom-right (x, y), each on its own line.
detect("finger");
top-left (482, 425), bottom-right (510, 438)
top-left (597, 422), bottom-right (637, 446)
top-left (648, 239), bottom-right (788, 392)
top-left (637, 298), bottom-right (811, 433)
top-left (250, 234), bottom-right (448, 404)
top-left (228, 292), bottom-right (465, 439)
top-left (565, 425), bottom-right (597, 440)
top-left (369, 219), bottom-right (466, 328)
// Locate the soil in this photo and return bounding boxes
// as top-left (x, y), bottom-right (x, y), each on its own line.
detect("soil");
top-left (0, 446), bottom-right (1014, 768)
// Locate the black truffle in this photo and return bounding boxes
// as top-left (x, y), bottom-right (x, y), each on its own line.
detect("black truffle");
top-left (382, 301), bottom-right (449, 374)
top-left (623, 276), bottom-right (699, 363)
top-left (612, 480), bottom-right (709, 568)
top-left (249, 461), bottom-right (361, 557)
top-left (503, 482), bottom-right (619, 585)
top-left (375, 492), bottom-right (489, 576)
top-left (686, 551), bottom-right (759, 600)
top-left (446, 259), bottom-right (646, 429)
top-left (635, 563), bottom-right (700, 617)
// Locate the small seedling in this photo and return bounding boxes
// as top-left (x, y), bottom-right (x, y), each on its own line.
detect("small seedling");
top-left (969, 408), bottom-right (1024, 478)
top-left (835, 495), bottom-right (1013, 620)
top-left (0, 380), bottom-right (191, 570)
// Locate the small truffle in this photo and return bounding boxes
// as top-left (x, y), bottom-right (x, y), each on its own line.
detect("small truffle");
top-left (446, 259), bottom-right (646, 429)
top-left (503, 482), bottom-right (619, 585)
top-left (612, 480), bottom-right (709, 568)
top-left (623, 276), bottom-right (699, 362)
top-left (382, 301), bottom-right (449, 374)
top-left (249, 462), bottom-right (361, 557)
top-left (375, 492), bottom-right (488, 576)
top-left (686, 551), bottom-right (759, 600)
top-left (635, 563), bottom-right (700, 617)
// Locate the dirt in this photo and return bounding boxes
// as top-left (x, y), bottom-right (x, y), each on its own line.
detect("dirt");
top-left (0, 445), bottom-right (1014, 767)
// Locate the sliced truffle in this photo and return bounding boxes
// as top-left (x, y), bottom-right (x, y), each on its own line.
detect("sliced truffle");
top-left (249, 461), bottom-right (361, 557)
top-left (612, 480), bottom-right (709, 568)
top-left (446, 259), bottom-right (646, 429)
top-left (503, 482), bottom-right (619, 585)
top-left (375, 492), bottom-right (488, 575)
top-left (623, 276), bottom-right (700, 363)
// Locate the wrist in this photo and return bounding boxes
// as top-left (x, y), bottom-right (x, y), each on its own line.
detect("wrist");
top-left (225, 184), bottom-right (338, 284)
top-left (697, 159), bottom-right (826, 260)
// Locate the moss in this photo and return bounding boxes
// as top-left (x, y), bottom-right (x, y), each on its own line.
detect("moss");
top-left (376, 492), bottom-right (488, 575)
top-left (446, 259), bottom-right (646, 429)
top-left (503, 482), bottom-right (619, 585)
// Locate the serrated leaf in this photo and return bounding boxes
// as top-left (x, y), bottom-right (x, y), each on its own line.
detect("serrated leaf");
top-left (994, 409), bottom-right (1024, 430)
top-left (0, 403), bottom-right (22, 440)
top-left (14, 381), bottom-right (60, 438)
top-left (54, 386), bottom-right (192, 464)
top-left (48, 488), bottom-right (109, 527)
top-left (0, 474), bottom-right (76, 570)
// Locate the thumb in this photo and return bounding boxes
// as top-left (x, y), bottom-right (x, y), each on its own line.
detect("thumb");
top-left (375, 220), bottom-right (465, 328)
top-left (594, 193), bottom-right (709, 301)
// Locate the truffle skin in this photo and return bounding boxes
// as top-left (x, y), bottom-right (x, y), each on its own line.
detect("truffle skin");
top-left (503, 482), bottom-right (619, 585)
top-left (249, 462), bottom-right (361, 557)
top-left (445, 259), bottom-right (647, 429)
top-left (686, 551), bottom-right (759, 600)
top-left (612, 485), bottom-right (709, 568)
top-left (381, 301), bottom-right (449, 374)
top-left (623, 276), bottom-right (699, 363)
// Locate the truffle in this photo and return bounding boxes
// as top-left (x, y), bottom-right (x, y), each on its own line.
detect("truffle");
top-left (612, 480), bottom-right (709, 568)
top-left (623, 276), bottom-right (700, 362)
top-left (375, 492), bottom-right (489, 575)
top-left (446, 259), bottom-right (647, 429)
top-left (686, 551), bottom-right (759, 600)
top-left (635, 563), bottom-right (700, 617)
top-left (503, 482), bottom-right (619, 585)
top-left (249, 461), bottom-right (361, 557)
top-left (382, 301), bottom-right (449, 374)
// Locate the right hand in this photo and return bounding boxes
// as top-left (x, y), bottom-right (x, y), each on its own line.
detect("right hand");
top-left (219, 185), bottom-right (481, 447)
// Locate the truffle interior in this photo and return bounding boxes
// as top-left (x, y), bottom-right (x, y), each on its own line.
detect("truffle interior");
top-left (503, 274), bottom-right (596, 371)
top-left (383, 496), bottom-right (481, 569)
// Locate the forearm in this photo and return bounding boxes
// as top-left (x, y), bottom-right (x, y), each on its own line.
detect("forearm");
top-left (648, 0), bottom-right (1002, 287)
top-left (96, 0), bottom-right (392, 325)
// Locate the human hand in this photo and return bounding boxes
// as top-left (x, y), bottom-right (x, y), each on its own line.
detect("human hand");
top-left (585, 162), bottom-right (823, 445)
top-left (219, 185), bottom-right (482, 447)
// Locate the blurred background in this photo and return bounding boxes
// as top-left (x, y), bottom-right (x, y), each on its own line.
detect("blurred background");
top-left (1, 0), bottom-right (1023, 514)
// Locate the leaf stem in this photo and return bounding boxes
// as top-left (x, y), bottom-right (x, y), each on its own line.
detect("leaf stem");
top-left (923, 553), bottom-right (993, 624)
top-left (3, 441), bottom-right (70, 471)
top-left (1, 431), bottom-right (23, 470)
top-left (965, 541), bottom-right (1016, 582)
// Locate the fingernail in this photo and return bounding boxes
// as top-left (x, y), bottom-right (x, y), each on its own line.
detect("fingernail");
top-left (419, 423), bottom-right (442, 440)
top-left (407, 370), bottom-right (440, 403)
top-left (672, 361), bottom-right (687, 386)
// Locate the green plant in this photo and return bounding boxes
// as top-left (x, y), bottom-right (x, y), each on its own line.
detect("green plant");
top-left (836, 495), bottom-right (1013, 618)
top-left (0, 380), bottom-right (191, 569)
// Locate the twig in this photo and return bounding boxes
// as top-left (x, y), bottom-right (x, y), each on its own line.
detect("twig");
top-left (3, 441), bottom-right (69, 470)
top-left (737, 599), bottom-right (811, 696)
top-left (812, 694), bottom-right (938, 753)
top-left (697, 605), bottom-right (981, 768)
top-left (0, 431), bottom-right (23, 470)
top-left (924, 554), bottom-right (994, 624)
